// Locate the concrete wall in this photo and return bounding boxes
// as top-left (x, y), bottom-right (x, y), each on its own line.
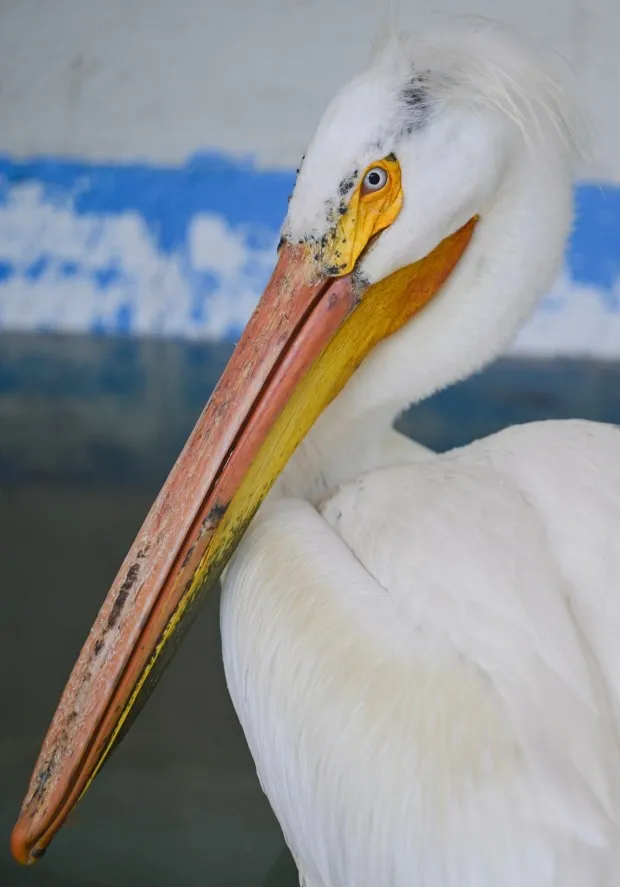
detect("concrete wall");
top-left (0, 0), bottom-right (619, 355)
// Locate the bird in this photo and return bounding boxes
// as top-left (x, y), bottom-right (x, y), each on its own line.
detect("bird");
top-left (11, 22), bottom-right (620, 887)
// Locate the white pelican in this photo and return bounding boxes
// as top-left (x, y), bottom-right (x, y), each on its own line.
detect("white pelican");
top-left (11, 24), bottom-right (620, 886)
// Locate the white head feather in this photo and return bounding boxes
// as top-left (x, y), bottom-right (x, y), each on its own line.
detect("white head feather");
top-left (278, 24), bottom-right (585, 487)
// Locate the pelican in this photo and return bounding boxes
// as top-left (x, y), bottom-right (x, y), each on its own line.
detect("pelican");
top-left (11, 23), bottom-right (620, 885)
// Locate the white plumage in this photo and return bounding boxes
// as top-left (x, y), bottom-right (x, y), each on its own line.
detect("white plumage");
top-left (220, 24), bottom-right (620, 887)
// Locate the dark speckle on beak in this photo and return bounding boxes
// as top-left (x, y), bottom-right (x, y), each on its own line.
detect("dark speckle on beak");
top-left (325, 264), bottom-right (346, 276)
top-left (106, 563), bottom-right (140, 629)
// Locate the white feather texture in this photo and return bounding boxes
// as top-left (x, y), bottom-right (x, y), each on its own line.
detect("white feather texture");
top-left (282, 25), bottom-right (586, 473)
top-left (223, 421), bottom-right (620, 887)
top-left (220, 25), bottom-right (620, 886)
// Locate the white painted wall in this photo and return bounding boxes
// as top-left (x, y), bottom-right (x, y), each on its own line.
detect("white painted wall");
top-left (1, 0), bottom-right (619, 179)
top-left (0, 0), bottom-right (619, 354)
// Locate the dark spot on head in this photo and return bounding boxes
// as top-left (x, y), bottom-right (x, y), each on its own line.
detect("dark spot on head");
top-left (107, 563), bottom-right (140, 629)
top-left (338, 203), bottom-right (347, 216)
top-left (402, 78), bottom-right (426, 109)
top-left (400, 73), bottom-right (431, 132)
top-left (338, 170), bottom-right (358, 196)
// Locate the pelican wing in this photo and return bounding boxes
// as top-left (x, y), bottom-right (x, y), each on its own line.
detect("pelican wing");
top-left (222, 419), bottom-right (620, 887)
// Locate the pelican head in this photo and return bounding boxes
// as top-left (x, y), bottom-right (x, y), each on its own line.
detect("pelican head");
top-left (11, 24), bottom-right (581, 864)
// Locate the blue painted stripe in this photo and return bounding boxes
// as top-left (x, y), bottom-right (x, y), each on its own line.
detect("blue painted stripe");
top-left (571, 185), bottom-right (620, 291)
top-left (0, 152), bottom-right (294, 251)
top-left (0, 152), bottom-right (619, 351)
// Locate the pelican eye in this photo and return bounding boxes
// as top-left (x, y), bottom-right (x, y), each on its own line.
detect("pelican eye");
top-left (361, 167), bottom-right (388, 194)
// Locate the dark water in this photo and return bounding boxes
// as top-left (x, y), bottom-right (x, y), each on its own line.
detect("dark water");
top-left (1, 333), bottom-right (620, 886)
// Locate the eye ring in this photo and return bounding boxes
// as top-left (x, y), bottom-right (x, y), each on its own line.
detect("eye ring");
top-left (361, 166), bottom-right (389, 194)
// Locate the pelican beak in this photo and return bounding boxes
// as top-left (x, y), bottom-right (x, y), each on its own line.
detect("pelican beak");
top-left (11, 217), bottom-right (477, 865)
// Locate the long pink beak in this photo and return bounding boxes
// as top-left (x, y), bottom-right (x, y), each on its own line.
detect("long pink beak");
top-left (11, 241), bottom-right (359, 864)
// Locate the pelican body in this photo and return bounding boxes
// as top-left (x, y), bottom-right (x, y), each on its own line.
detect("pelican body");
top-left (11, 24), bottom-right (620, 885)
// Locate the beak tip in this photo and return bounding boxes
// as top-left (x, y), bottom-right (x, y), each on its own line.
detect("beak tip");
top-left (10, 817), bottom-right (46, 866)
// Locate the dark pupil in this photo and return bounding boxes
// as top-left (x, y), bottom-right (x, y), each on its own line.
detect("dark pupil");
top-left (368, 171), bottom-right (381, 186)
